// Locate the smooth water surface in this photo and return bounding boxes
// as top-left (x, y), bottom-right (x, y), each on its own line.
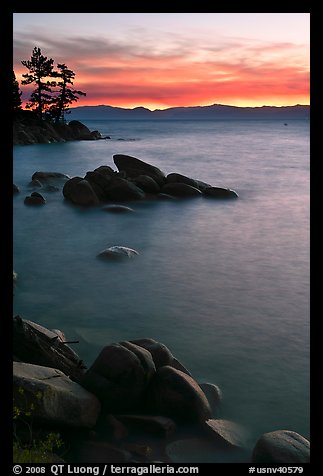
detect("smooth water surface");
top-left (13, 119), bottom-right (310, 448)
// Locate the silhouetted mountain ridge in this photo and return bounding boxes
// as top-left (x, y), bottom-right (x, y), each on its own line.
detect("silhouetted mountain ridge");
top-left (69, 103), bottom-right (310, 120)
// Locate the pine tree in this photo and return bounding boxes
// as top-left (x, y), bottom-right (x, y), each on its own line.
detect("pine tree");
top-left (49, 64), bottom-right (86, 123)
top-left (21, 47), bottom-right (56, 119)
top-left (13, 71), bottom-right (22, 111)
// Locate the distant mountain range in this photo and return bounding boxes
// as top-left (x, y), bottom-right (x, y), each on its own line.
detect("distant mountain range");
top-left (69, 104), bottom-right (310, 121)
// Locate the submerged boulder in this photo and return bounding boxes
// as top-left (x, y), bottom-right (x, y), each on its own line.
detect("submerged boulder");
top-left (32, 171), bottom-right (70, 183)
top-left (97, 246), bottom-right (139, 260)
top-left (24, 192), bottom-right (46, 205)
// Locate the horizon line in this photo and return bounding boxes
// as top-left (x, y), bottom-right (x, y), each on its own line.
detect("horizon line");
top-left (70, 102), bottom-right (310, 112)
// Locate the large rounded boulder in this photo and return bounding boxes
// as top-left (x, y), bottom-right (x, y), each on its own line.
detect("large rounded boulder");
top-left (84, 171), bottom-right (113, 200)
top-left (147, 365), bottom-right (212, 422)
top-left (252, 430), bottom-right (310, 463)
top-left (63, 178), bottom-right (100, 206)
top-left (113, 154), bottom-right (166, 186)
top-left (79, 343), bottom-right (156, 412)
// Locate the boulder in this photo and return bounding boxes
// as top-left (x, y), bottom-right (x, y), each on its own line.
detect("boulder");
top-left (113, 154), bottom-right (166, 186)
top-left (62, 176), bottom-right (83, 200)
top-left (252, 430), bottom-right (310, 463)
top-left (97, 246), bottom-right (139, 260)
top-left (204, 419), bottom-right (248, 449)
top-left (67, 120), bottom-right (94, 140)
top-left (29, 179), bottom-right (43, 188)
top-left (148, 365), bottom-right (212, 422)
top-left (13, 316), bottom-right (86, 381)
top-left (24, 194), bottom-right (46, 205)
top-left (161, 182), bottom-right (202, 198)
top-left (63, 179), bottom-right (100, 206)
top-left (166, 173), bottom-right (199, 189)
top-left (130, 338), bottom-right (191, 375)
top-left (203, 186), bottom-right (238, 198)
top-left (107, 178), bottom-right (146, 201)
top-left (93, 165), bottom-right (116, 177)
top-left (32, 171), bottom-right (70, 183)
top-left (199, 383), bottom-right (222, 415)
top-left (195, 179), bottom-right (213, 192)
top-left (13, 362), bottom-right (101, 429)
top-left (119, 341), bottom-right (156, 384)
top-left (13, 183), bottom-right (20, 193)
top-left (132, 175), bottom-right (161, 194)
top-left (130, 338), bottom-right (174, 368)
top-left (79, 343), bottom-right (156, 412)
top-left (84, 171), bottom-right (113, 199)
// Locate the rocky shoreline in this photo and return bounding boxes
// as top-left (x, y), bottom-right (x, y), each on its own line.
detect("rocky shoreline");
top-left (13, 111), bottom-right (107, 145)
top-left (13, 314), bottom-right (310, 464)
top-left (13, 132), bottom-right (310, 464)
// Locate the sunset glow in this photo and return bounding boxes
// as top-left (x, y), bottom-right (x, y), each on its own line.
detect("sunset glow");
top-left (13, 13), bottom-right (310, 109)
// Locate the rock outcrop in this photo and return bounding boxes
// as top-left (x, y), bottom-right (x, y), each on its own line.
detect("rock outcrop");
top-left (62, 154), bottom-right (239, 206)
top-left (13, 362), bottom-right (101, 429)
top-left (12, 317), bottom-right (310, 464)
top-left (13, 111), bottom-right (105, 145)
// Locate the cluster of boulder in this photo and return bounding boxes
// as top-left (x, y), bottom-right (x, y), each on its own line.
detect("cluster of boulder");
top-left (62, 154), bottom-right (239, 207)
top-left (13, 111), bottom-right (105, 145)
top-left (13, 315), bottom-right (310, 464)
top-left (14, 155), bottom-right (238, 210)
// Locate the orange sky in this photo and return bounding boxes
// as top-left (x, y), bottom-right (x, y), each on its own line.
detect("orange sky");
top-left (13, 13), bottom-right (310, 109)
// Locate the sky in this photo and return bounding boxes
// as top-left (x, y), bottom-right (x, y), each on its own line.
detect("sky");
top-left (13, 13), bottom-right (310, 110)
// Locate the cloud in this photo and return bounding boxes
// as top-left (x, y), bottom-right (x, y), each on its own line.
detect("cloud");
top-left (14, 29), bottom-right (309, 108)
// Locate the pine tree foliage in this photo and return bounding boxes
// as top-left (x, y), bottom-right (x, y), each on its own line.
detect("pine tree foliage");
top-left (21, 47), bottom-right (57, 119)
top-left (49, 63), bottom-right (86, 123)
top-left (19, 47), bottom-right (86, 122)
top-left (13, 71), bottom-right (22, 111)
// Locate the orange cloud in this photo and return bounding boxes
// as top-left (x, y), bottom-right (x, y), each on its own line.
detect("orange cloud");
top-left (14, 32), bottom-right (309, 109)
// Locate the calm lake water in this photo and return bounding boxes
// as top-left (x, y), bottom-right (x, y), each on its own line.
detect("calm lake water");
top-left (13, 119), bottom-right (310, 451)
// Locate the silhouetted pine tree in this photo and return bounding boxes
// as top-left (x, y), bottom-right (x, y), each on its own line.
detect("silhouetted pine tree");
top-left (13, 71), bottom-right (22, 111)
top-left (49, 63), bottom-right (86, 123)
top-left (21, 47), bottom-right (57, 119)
